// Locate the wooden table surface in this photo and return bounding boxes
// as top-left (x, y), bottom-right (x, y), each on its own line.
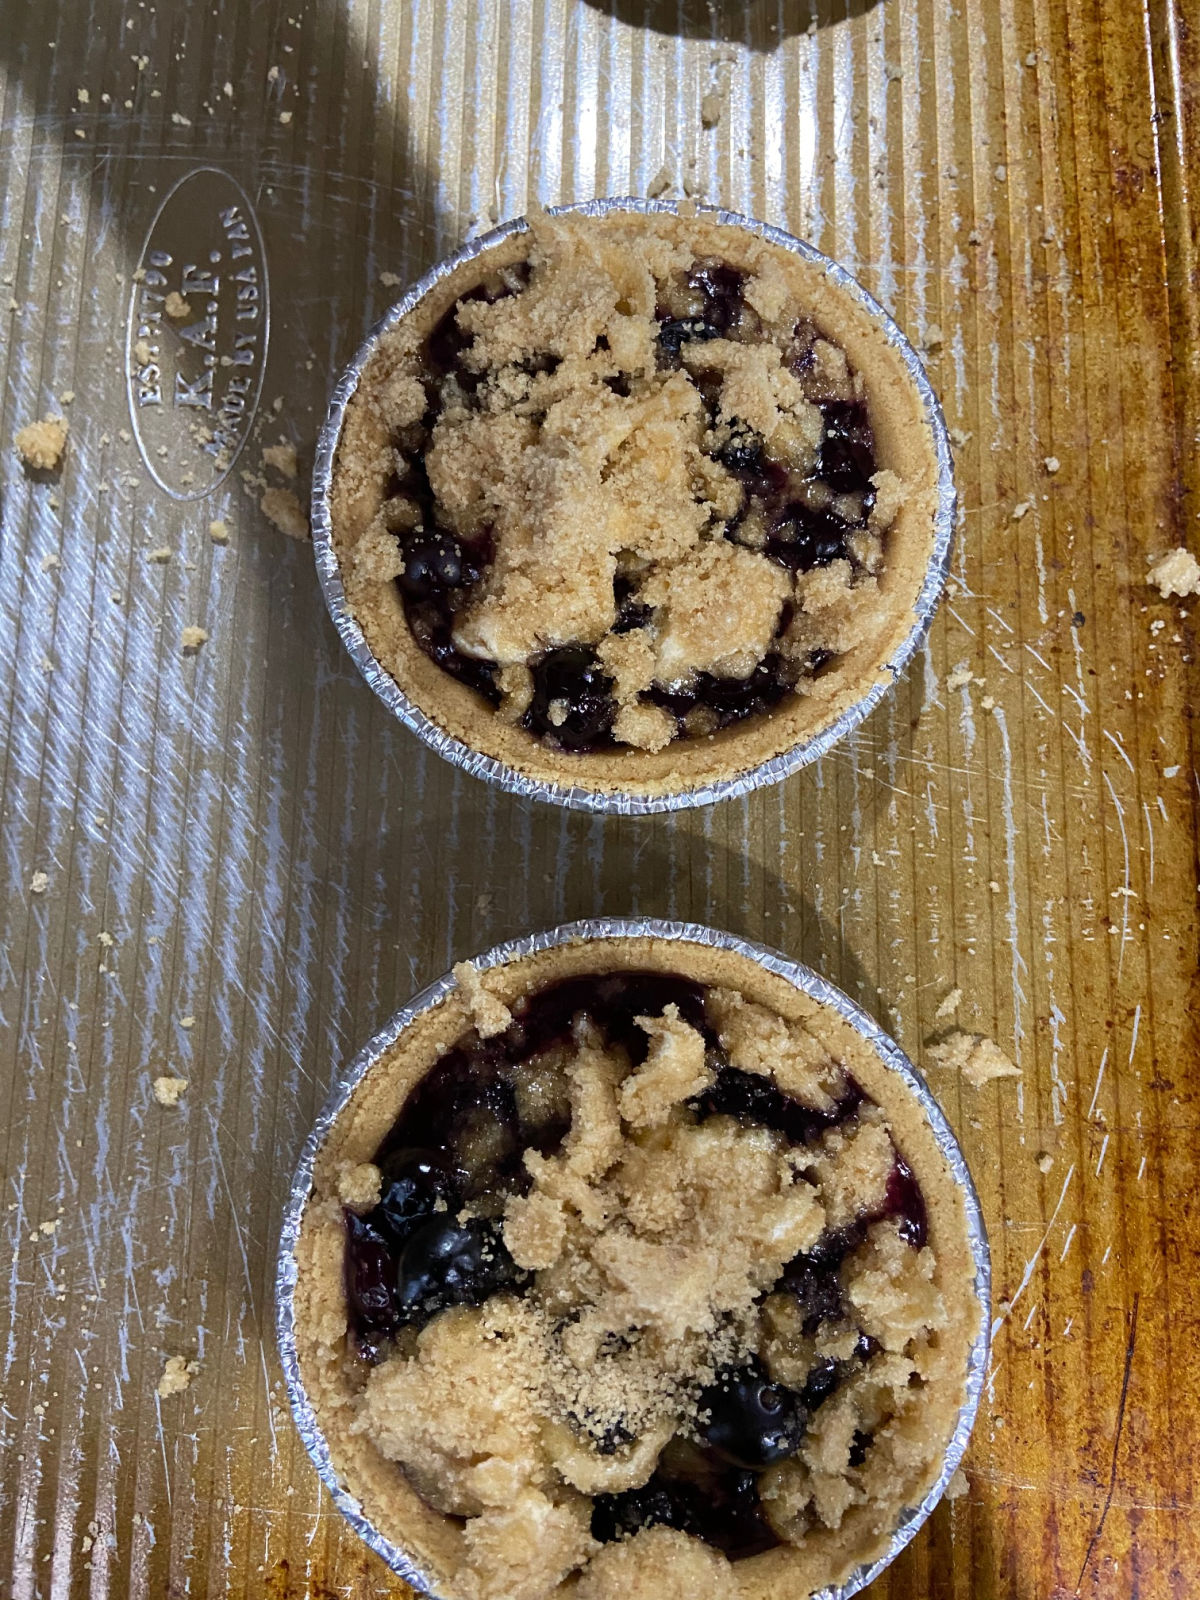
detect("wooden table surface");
top-left (1, 1), bottom-right (1196, 1596)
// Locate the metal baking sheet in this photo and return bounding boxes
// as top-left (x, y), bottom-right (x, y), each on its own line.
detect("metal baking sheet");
top-left (1, 1), bottom-right (1196, 1597)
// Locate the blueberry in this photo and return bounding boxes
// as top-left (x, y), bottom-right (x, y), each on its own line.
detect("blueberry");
top-left (343, 1212), bottom-right (400, 1359)
top-left (374, 1148), bottom-right (457, 1246)
top-left (686, 259), bottom-right (746, 333)
top-left (591, 1480), bottom-right (697, 1544)
top-left (778, 1251), bottom-right (848, 1334)
top-left (884, 1156), bottom-right (929, 1248)
top-left (394, 1215), bottom-right (526, 1326)
top-left (657, 315), bottom-right (721, 362)
top-left (692, 1063), bottom-right (863, 1145)
top-left (523, 645), bottom-right (616, 752)
top-left (799, 1355), bottom-right (842, 1411)
top-left (818, 400), bottom-right (876, 494)
top-left (399, 532), bottom-right (472, 599)
top-left (612, 575), bottom-right (652, 634)
top-left (714, 429), bottom-right (764, 477)
top-left (765, 503), bottom-right (849, 571)
top-left (697, 1360), bottom-right (806, 1469)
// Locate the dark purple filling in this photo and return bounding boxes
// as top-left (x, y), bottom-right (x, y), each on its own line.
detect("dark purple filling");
top-left (342, 969), bottom-right (926, 1559)
top-left (380, 257), bottom-right (879, 753)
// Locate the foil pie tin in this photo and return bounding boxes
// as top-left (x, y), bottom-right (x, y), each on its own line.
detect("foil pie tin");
top-left (310, 198), bottom-right (957, 814)
top-left (275, 917), bottom-right (990, 1600)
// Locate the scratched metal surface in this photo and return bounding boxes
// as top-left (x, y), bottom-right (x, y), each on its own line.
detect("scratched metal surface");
top-left (0, 1), bottom-right (1196, 1598)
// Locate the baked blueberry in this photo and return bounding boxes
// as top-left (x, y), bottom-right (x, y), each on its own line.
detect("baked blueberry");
top-left (697, 1359), bottom-right (806, 1470)
top-left (523, 646), bottom-right (617, 751)
top-left (374, 1148), bottom-right (457, 1245)
top-left (394, 1216), bottom-right (525, 1324)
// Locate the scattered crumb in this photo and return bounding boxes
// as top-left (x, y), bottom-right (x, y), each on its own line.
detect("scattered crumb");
top-left (926, 1031), bottom-right (1021, 1090)
top-left (379, 271), bottom-right (402, 288)
top-left (946, 1465), bottom-right (969, 1500)
top-left (180, 1015), bottom-right (196, 1029)
top-left (164, 290), bottom-right (190, 320)
top-left (453, 961), bottom-right (513, 1039)
top-left (60, 390), bottom-right (75, 405)
top-left (1163, 764), bottom-right (1180, 778)
top-left (1043, 456), bottom-right (1060, 474)
top-left (262, 441), bottom-right (298, 478)
top-left (700, 89), bottom-right (722, 128)
top-left (949, 427), bottom-right (971, 448)
top-left (156, 1355), bottom-right (198, 1397)
top-left (208, 518), bottom-right (231, 544)
top-left (646, 164), bottom-right (672, 198)
top-left (279, 110), bottom-right (293, 125)
top-left (260, 486), bottom-right (309, 540)
top-left (946, 664), bottom-right (973, 690)
top-left (152, 1075), bottom-right (188, 1107)
top-left (146, 547), bottom-right (173, 563)
top-left (1010, 501), bottom-right (1030, 521)
top-left (181, 625), bottom-right (209, 652)
top-left (15, 415), bottom-right (68, 471)
top-left (1147, 547), bottom-right (1200, 600)
top-left (336, 1161), bottom-right (382, 1212)
top-left (30, 871), bottom-right (49, 894)
top-left (37, 1218), bottom-right (59, 1236)
top-left (40, 552), bottom-right (61, 572)
top-left (1036, 1152), bottom-right (1054, 1174)
top-left (923, 322), bottom-right (944, 352)
top-left (934, 987), bottom-right (963, 1022)
top-left (980, 694), bottom-right (996, 711)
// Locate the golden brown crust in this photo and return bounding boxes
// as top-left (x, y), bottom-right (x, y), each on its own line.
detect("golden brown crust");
top-left (293, 934), bottom-right (980, 1600)
top-left (329, 209), bottom-right (942, 798)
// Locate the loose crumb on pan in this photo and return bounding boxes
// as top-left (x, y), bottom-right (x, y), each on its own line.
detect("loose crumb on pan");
top-left (181, 625), bottom-right (209, 653)
top-left (208, 518), bottom-right (231, 544)
top-left (15, 415), bottom-right (68, 471)
top-left (261, 486), bottom-right (310, 540)
top-left (1147, 547), bottom-right (1200, 600)
top-left (925, 1031), bottom-right (1020, 1090)
top-left (152, 1074), bottom-right (188, 1107)
top-left (933, 988), bottom-right (963, 1022)
top-left (30, 870), bottom-right (49, 894)
top-left (452, 961), bottom-right (513, 1039)
top-left (146, 547), bottom-right (173, 564)
top-left (156, 1354), bottom-right (198, 1397)
top-left (262, 441), bottom-right (298, 478)
top-left (945, 1465), bottom-right (969, 1500)
top-left (164, 290), bottom-right (190, 320)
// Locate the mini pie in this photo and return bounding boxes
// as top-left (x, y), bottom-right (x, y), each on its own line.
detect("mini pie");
top-left (291, 934), bottom-right (981, 1600)
top-left (328, 206), bottom-right (944, 800)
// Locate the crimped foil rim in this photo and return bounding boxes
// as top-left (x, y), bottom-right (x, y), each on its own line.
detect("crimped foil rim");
top-left (310, 198), bottom-right (957, 814)
top-left (275, 918), bottom-right (990, 1600)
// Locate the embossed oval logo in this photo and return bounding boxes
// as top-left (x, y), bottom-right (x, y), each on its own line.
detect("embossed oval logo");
top-left (126, 167), bottom-right (269, 501)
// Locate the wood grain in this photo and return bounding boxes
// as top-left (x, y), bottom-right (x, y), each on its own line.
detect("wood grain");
top-left (0, 1), bottom-right (1195, 1596)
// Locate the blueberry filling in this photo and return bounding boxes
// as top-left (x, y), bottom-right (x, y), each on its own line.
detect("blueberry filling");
top-left (343, 969), bottom-right (928, 1558)
top-left (522, 645), bottom-right (618, 752)
top-left (377, 252), bottom-right (882, 755)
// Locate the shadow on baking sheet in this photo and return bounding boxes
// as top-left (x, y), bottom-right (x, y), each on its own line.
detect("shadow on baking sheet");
top-left (581, 0), bottom-right (887, 45)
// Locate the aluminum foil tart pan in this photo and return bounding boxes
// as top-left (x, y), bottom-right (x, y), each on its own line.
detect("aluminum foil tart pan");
top-left (276, 918), bottom-right (990, 1600)
top-left (310, 199), bottom-right (956, 814)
